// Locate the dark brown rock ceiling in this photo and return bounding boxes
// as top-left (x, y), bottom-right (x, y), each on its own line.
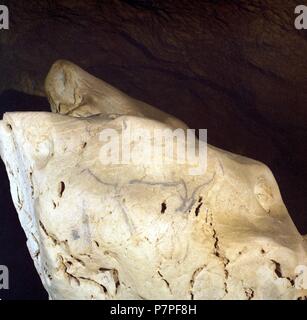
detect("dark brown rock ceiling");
top-left (0, 0), bottom-right (306, 235)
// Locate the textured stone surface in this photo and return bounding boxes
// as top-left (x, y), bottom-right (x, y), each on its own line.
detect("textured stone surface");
top-left (0, 61), bottom-right (306, 299)
top-left (0, 0), bottom-right (306, 234)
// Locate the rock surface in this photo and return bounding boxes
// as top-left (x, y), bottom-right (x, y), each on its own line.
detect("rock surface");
top-left (0, 61), bottom-right (306, 299)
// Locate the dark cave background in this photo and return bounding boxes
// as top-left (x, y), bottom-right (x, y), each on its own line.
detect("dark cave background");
top-left (0, 0), bottom-right (306, 300)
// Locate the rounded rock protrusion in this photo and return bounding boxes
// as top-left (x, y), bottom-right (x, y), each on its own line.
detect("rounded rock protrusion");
top-left (254, 176), bottom-right (274, 213)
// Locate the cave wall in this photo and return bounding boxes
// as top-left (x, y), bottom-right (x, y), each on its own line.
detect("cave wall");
top-left (0, 0), bottom-right (306, 236)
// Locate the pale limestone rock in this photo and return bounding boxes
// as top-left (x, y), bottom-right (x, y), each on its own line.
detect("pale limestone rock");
top-left (0, 60), bottom-right (306, 300)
